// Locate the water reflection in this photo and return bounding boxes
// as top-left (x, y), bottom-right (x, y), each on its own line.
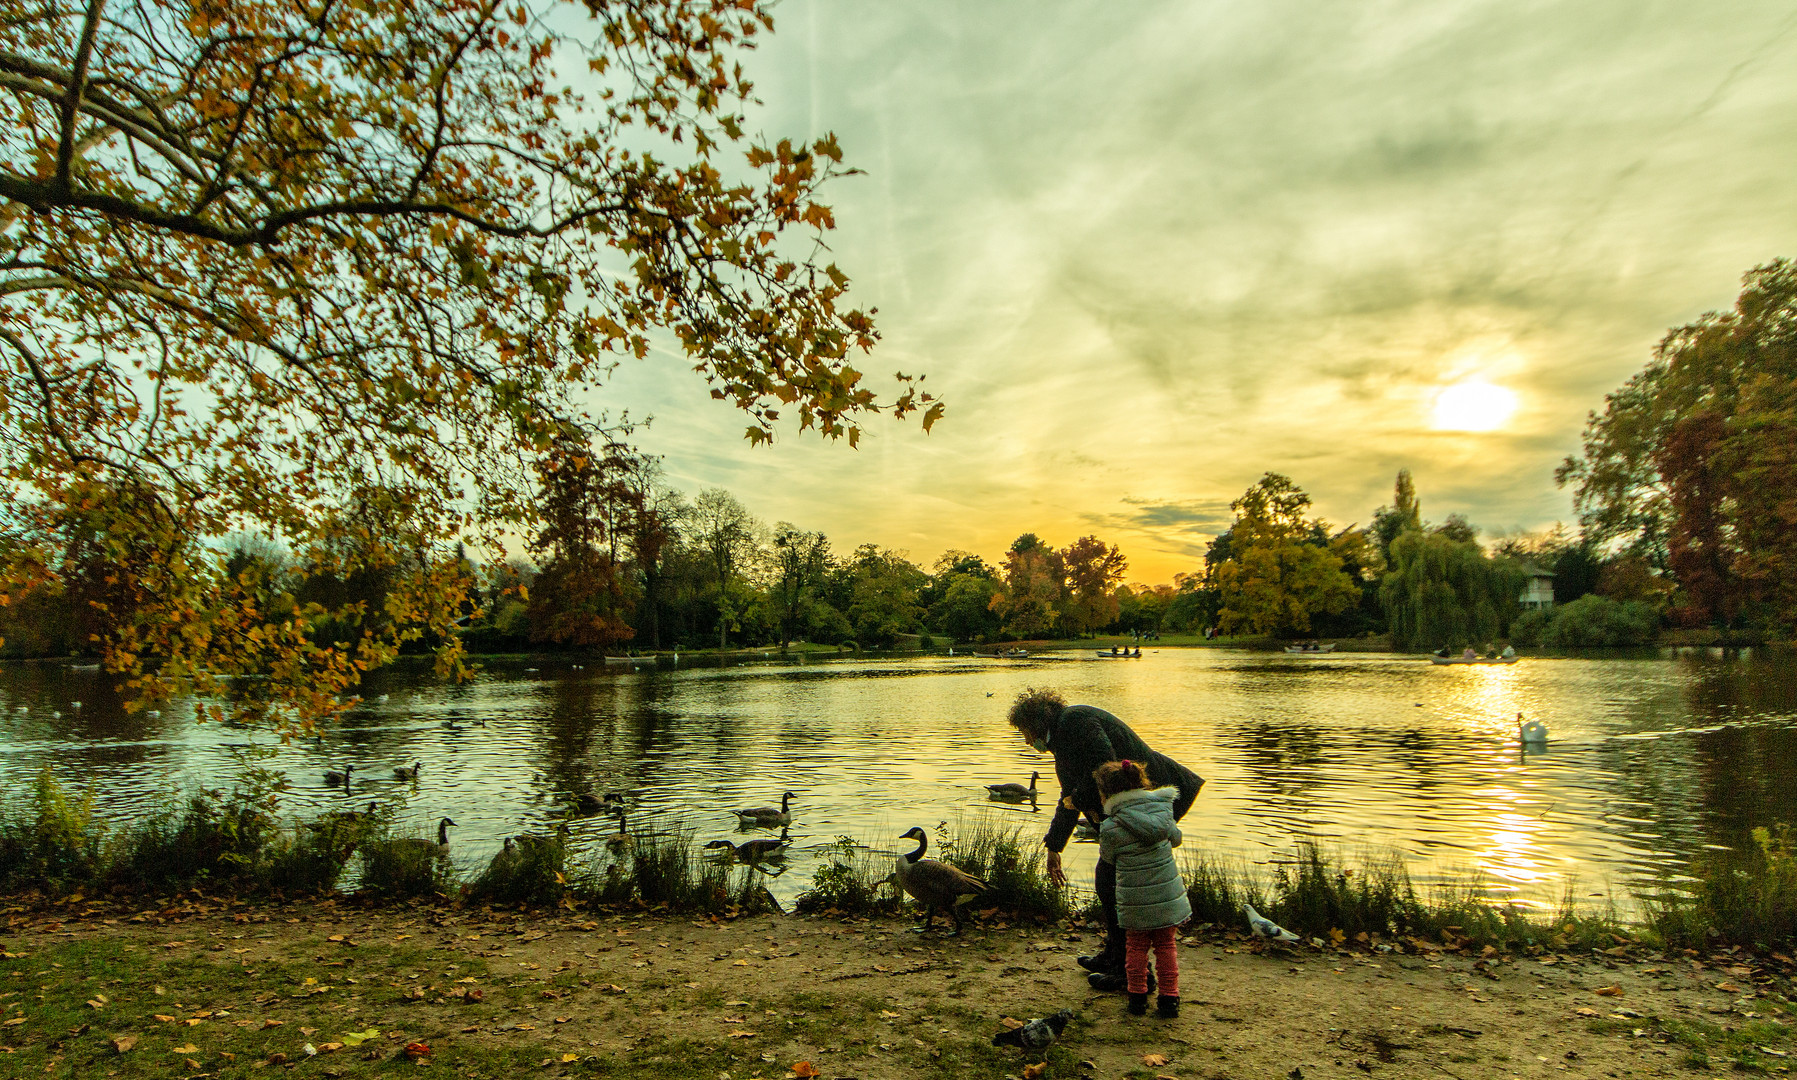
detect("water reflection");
top-left (0, 648), bottom-right (1794, 909)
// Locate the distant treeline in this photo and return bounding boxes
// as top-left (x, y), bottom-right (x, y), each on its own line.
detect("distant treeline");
top-left (3, 262), bottom-right (1791, 660)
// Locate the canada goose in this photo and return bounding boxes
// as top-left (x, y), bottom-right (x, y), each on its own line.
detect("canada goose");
top-left (394, 761), bottom-right (422, 781)
top-left (986, 771), bottom-right (1040, 801)
top-left (570, 791), bottom-right (624, 816)
top-left (605, 812), bottom-right (632, 852)
top-left (894, 826), bottom-right (989, 934)
top-left (513, 823), bottom-right (572, 852)
top-left (377, 817), bottom-right (457, 860)
top-left (1519, 711), bottom-right (1548, 746)
top-left (705, 825), bottom-right (791, 862)
top-left (732, 791), bottom-right (796, 826)
top-left (324, 764), bottom-right (354, 789)
top-left (485, 837), bottom-right (520, 877)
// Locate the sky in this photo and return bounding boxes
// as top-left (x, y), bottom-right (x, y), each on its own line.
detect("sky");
top-left (601, 0), bottom-right (1797, 583)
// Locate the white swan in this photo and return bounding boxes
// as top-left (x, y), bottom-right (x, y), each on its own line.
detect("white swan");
top-left (1518, 711), bottom-right (1548, 745)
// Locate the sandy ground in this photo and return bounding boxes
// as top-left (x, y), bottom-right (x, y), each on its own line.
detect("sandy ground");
top-left (2, 896), bottom-right (1792, 1080)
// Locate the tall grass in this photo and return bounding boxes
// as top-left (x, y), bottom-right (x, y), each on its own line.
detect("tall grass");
top-left (1185, 840), bottom-right (1627, 950)
top-left (1645, 825), bottom-right (1797, 951)
top-left (937, 816), bottom-right (1071, 921)
top-left (569, 820), bottom-right (778, 915)
top-left (794, 836), bottom-right (903, 916)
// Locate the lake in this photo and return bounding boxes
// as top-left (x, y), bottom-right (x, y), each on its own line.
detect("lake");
top-left (2, 647), bottom-right (1793, 911)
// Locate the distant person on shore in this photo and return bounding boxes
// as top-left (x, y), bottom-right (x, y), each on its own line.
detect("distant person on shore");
top-left (1005, 688), bottom-right (1203, 992)
top-left (1095, 758), bottom-right (1190, 1018)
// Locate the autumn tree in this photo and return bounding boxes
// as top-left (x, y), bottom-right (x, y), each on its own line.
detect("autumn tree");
top-left (1057, 535), bottom-right (1127, 637)
top-left (1209, 473), bottom-right (1356, 637)
top-left (0, 0), bottom-right (936, 727)
top-left (992, 534), bottom-right (1062, 639)
top-left (525, 434), bottom-right (639, 649)
top-left (1380, 525), bottom-right (1525, 651)
top-left (1560, 260), bottom-right (1797, 630)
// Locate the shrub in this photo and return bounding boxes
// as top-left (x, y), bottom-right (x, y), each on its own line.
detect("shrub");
top-left (0, 769), bottom-right (104, 892)
top-left (358, 828), bottom-right (456, 900)
top-left (1646, 825), bottom-right (1797, 950)
top-left (794, 835), bottom-right (902, 916)
top-left (469, 833), bottom-right (568, 906)
top-left (1541, 595), bottom-right (1659, 648)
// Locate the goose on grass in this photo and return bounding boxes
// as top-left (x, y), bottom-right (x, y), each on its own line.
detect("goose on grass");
top-left (893, 826), bottom-right (988, 935)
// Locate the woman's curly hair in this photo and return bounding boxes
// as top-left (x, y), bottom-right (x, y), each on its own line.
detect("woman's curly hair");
top-left (1007, 687), bottom-right (1065, 741)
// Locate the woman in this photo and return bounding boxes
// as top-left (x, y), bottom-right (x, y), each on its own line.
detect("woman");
top-left (1005, 687), bottom-right (1203, 991)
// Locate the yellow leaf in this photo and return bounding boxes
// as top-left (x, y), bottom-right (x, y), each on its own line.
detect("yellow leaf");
top-left (173, 1043), bottom-right (200, 1054)
top-left (1023, 1063), bottom-right (1048, 1080)
top-left (561, 1053), bottom-right (578, 1062)
top-left (1143, 1053), bottom-right (1169, 1066)
top-left (1594, 985), bottom-right (1624, 997)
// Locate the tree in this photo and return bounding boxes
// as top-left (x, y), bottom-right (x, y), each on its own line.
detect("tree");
top-left (1057, 535), bottom-right (1127, 637)
top-left (525, 435), bottom-right (638, 649)
top-left (1210, 474), bottom-right (1357, 637)
top-left (1379, 527), bottom-right (1526, 651)
top-left (992, 534), bottom-right (1063, 639)
top-left (688, 488), bottom-right (761, 649)
top-left (841, 545), bottom-right (925, 648)
top-left (1370, 470), bottom-right (1423, 566)
top-left (0, 0), bottom-right (937, 727)
top-left (1560, 260), bottom-right (1797, 630)
top-left (770, 525), bottom-right (831, 648)
top-left (931, 573), bottom-right (1003, 643)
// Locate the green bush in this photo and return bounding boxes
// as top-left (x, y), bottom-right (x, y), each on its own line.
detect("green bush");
top-left (0, 769), bottom-right (104, 892)
top-left (108, 792), bottom-right (276, 892)
top-left (794, 835), bottom-right (902, 916)
top-left (470, 833), bottom-right (568, 906)
top-left (358, 829), bottom-right (456, 900)
top-left (1509, 608), bottom-right (1551, 647)
top-left (1541, 595), bottom-right (1659, 648)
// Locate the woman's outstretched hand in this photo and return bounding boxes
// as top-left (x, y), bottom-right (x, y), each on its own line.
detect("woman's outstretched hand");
top-left (1046, 849), bottom-right (1066, 887)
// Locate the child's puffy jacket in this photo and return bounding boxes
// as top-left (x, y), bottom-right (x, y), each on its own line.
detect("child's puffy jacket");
top-left (1098, 786), bottom-right (1193, 931)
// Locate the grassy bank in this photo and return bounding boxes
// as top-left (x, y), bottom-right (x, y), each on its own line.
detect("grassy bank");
top-left (7, 772), bottom-right (1797, 959)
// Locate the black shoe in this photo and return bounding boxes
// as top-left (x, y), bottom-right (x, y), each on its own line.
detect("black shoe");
top-left (1127, 992), bottom-right (1148, 1016)
top-left (1157, 994), bottom-right (1180, 1019)
top-left (1087, 969), bottom-right (1155, 994)
top-left (1077, 952), bottom-right (1119, 974)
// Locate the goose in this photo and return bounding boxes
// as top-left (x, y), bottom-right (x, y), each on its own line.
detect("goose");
top-left (731, 791), bottom-right (797, 827)
top-left (604, 812), bottom-right (633, 852)
top-left (324, 764), bottom-right (354, 789)
top-left (986, 771), bottom-right (1040, 801)
top-left (394, 760), bottom-right (422, 781)
top-left (513, 823), bottom-right (572, 852)
top-left (1518, 712), bottom-right (1548, 746)
top-left (377, 817), bottom-right (457, 860)
top-left (485, 837), bottom-right (520, 877)
top-left (570, 791), bottom-right (625, 816)
top-left (441, 719), bottom-right (462, 731)
top-left (893, 826), bottom-right (989, 934)
top-left (705, 825), bottom-right (791, 862)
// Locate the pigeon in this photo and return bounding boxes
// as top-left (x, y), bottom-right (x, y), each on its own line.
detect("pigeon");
top-left (991, 1009), bottom-right (1072, 1050)
top-left (1244, 903), bottom-right (1300, 943)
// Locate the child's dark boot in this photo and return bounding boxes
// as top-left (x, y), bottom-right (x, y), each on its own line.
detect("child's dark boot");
top-left (1156, 994), bottom-right (1180, 1019)
top-left (1126, 992), bottom-right (1148, 1016)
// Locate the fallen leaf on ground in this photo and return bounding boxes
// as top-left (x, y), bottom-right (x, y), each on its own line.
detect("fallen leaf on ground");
top-left (1594, 986), bottom-right (1624, 997)
top-left (790, 1062), bottom-right (821, 1079)
top-left (262, 1019), bottom-right (283, 1029)
top-left (881, 1010), bottom-right (901, 1018)
top-left (728, 1031), bottom-right (758, 1039)
top-left (266, 1052), bottom-right (288, 1065)
top-left (0, 1019), bottom-right (23, 1028)
top-left (319, 1042), bottom-right (343, 1053)
top-left (1574, 1008), bottom-right (1601, 1017)
top-left (1023, 1062), bottom-right (1048, 1079)
top-left (560, 1053), bottom-right (578, 1062)
top-left (110, 1035), bottom-right (136, 1053)
top-left (999, 1017), bottom-right (1024, 1030)
top-left (403, 1042), bottom-right (431, 1060)
top-left (1716, 982), bottom-right (1743, 993)
top-left (1143, 1053), bottom-right (1169, 1066)
top-left (153, 1014), bottom-right (176, 1023)
top-left (340, 1029), bottom-right (381, 1046)
top-left (173, 1043), bottom-right (200, 1054)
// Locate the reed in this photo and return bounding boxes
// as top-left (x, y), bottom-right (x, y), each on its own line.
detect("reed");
top-left (935, 816), bottom-right (1071, 921)
top-left (566, 819), bottom-right (779, 916)
top-left (1643, 825), bottom-right (1797, 951)
top-left (1184, 841), bottom-right (1628, 950)
top-left (0, 768), bottom-right (104, 892)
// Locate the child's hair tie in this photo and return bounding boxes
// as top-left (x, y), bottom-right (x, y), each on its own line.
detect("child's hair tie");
top-left (1121, 759), bottom-right (1135, 769)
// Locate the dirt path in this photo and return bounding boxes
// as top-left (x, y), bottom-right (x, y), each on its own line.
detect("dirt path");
top-left (1, 896), bottom-right (1789, 1079)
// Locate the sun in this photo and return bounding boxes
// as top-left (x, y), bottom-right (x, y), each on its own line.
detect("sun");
top-left (1432, 380), bottom-right (1519, 432)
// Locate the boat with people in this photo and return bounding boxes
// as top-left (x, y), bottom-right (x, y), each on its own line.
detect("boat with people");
top-left (1283, 643), bottom-right (1335, 654)
top-left (1431, 645), bottom-right (1519, 665)
top-left (1095, 647), bottom-right (1143, 658)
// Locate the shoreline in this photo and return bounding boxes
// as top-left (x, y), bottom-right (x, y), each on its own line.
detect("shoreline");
top-left (2, 894), bottom-right (1792, 1079)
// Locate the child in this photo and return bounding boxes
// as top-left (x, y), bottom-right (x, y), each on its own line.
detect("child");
top-left (1094, 758), bottom-right (1191, 1018)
